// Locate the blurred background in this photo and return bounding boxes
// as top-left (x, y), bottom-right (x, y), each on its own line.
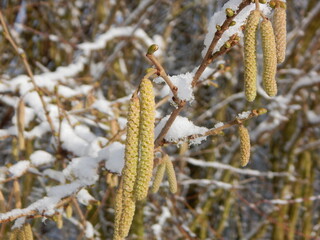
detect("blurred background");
top-left (0, 0), bottom-right (319, 239)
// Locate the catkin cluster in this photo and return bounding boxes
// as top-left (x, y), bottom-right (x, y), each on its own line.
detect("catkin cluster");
top-left (113, 78), bottom-right (155, 239)
top-left (10, 224), bottom-right (33, 240)
top-left (243, 1), bottom-right (286, 101)
top-left (151, 155), bottom-right (177, 194)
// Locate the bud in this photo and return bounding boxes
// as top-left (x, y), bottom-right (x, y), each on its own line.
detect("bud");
top-left (225, 8), bottom-right (234, 17)
top-left (244, 10), bottom-right (261, 102)
top-left (261, 19), bottom-right (277, 96)
top-left (147, 44), bottom-right (159, 55)
top-left (269, 0), bottom-right (276, 8)
top-left (224, 41), bottom-right (231, 49)
top-left (239, 125), bottom-right (250, 167)
top-left (259, 0), bottom-right (267, 3)
top-left (230, 21), bottom-right (236, 26)
top-left (134, 78), bottom-right (155, 201)
top-left (165, 157), bottom-right (177, 194)
top-left (273, 6), bottom-right (287, 63)
top-left (216, 25), bottom-right (221, 31)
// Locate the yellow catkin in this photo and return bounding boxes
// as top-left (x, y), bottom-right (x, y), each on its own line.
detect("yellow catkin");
top-left (244, 10), bottom-right (260, 102)
top-left (13, 179), bottom-right (21, 209)
top-left (118, 96), bottom-right (141, 238)
top-left (17, 99), bottom-right (25, 151)
top-left (10, 228), bottom-right (19, 240)
top-left (16, 227), bottom-right (26, 240)
top-left (113, 186), bottom-right (123, 240)
top-left (0, 190), bottom-right (6, 213)
top-left (23, 224), bottom-right (33, 240)
top-left (273, 4), bottom-right (286, 63)
top-left (239, 125), bottom-right (250, 167)
top-left (151, 161), bottom-right (166, 193)
top-left (165, 157), bottom-right (177, 194)
top-left (65, 204), bottom-right (73, 218)
top-left (134, 78), bottom-right (155, 201)
top-left (261, 19), bottom-right (277, 96)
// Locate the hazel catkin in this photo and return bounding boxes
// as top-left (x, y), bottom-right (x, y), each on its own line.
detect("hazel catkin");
top-left (239, 124), bottom-right (251, 167)
top-left (244, 10), bottom-right (261, 102)
top-left (273, 3), bottom-right (287, 63)
top-left (165, 157), bottom-right (177, 194)
top-left (118, 96), bottom-right (140, 237)
top-left (134, 78), bottom-right (155, 201)
top-left (151, 161), bottom-right (166, 193)
top-left (261, 19), bottom-right (277, 97)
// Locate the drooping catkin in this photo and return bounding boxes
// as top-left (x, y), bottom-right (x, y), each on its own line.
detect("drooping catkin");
top-left (23, 224), bottom-right (33, 240)
top-left (17, 99), bottom-right (25, 151)
top-left (165, 157), bottom-right (177, 194)
top-left (134, 78), bottom-right (155, 201)
top-left (113, 186), bottom-right (123, 240)
top-left (261, 19), bottom-right (277, 96)
top-left (244, 10), bottom-right (260, 102)
top-left (0, 190), bottom-right (5, 213)
top-left (238, 125), bottom-right (250, 167)
top-left (16, 227), bottom-right (26, 240)
top-left (65, 204), bottom-right (73, 218)
top-left (151, 160), bottom-right (166, 193)
top-left (273, 3), bottom-right (286, 63)
top-left (13, 179), bottom-right (21, 209)
top-left (117, 96), bottom-right (141, 238)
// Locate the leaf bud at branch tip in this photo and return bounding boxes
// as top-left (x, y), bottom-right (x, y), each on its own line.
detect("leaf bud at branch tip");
top-left (225, 8), bottom-right (235, 17)
top-left (147, 44), bottom-right (159, 55)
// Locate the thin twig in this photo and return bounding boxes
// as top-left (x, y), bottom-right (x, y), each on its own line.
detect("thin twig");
top-left (0, 11), bottom-right (58, 145)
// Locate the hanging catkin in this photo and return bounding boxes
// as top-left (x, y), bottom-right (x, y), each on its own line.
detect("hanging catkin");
top-left (134, 78), bottom-right (155, 201)
top-left (23, 224), bottom-right (33, 240)
top-left (118, 96), bottom-right (140, 238)
top-left (17, 99), bottom-right (25, 151)
top-left (151, 158), bottom-right (167, 193)
top-left (244, 10), bottom-right (260, 102)
top-left (239, 125), bottom-right (250, 167)
top-left (113, 186), bottom-right (123, 240)
top-left (165, 157), bottom-right (177, 194)
top-left (273, 3), bottom-right (286, 63)
top-left (261, 19), bottom-right (277, 97)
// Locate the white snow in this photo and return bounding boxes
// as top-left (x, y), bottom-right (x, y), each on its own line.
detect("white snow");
top-left (77, 189), bottom-right (96, 206)
top-left (85, 221), bottom-right (94, 238)
top-left (237, 111), bottom-right (251, 120)
top-left (155, 115), bottom-right (208, 143)
top-left (8, 161), bottom-right (30, 177)
top-left (151, 207), bottom-right (171, 240)
top-left (43, 169), bottom-right (66, 184)
top-left (12, 217), bottom-right (26, 230)
top-left (97, 142), bottom-right (125, 174)
top-left (30, 150), bottom-right (54, 166)
top-left (153, 72), bottom-right (195, 102)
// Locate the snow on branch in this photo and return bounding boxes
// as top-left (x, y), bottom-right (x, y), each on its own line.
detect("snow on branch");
top-left (202, 0), bottom-right (272, 57)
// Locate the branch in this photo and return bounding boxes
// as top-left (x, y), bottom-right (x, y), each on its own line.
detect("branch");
top-left (192, 0), bottom-right (251, 86)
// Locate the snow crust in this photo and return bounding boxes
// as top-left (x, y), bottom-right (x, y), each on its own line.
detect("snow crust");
top-left (97, 142), bottom-right (125, 174)
top-left (154, 72), bottom-right (195, 102)
top-left (155, 115), bottom-right (208, 144)
top-left (8, 161), bottom-right (30, 177)
top-left (30, 150), bottom-right (54, 166)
